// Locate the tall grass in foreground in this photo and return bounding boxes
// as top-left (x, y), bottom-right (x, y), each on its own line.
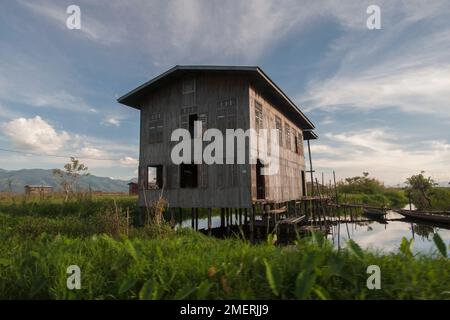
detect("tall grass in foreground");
top-left (0, 230), bottom-right (448, 300)
top-left (0, 195), bottom-right (448, 300)
top-left (0, 213), bottom-right (449, 300)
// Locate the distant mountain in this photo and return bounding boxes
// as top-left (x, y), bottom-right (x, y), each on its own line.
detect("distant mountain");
top-left (0, 168), bottom-right (135, 193)
top-left (437, 181), bottom-right (450, 188)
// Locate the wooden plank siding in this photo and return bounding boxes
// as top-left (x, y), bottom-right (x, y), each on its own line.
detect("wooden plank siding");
top-left (249, 86), bottom-right (306, 203)
top-left (134, 69), bottom-right (308, 209)
top-left (139, 72), bottom-right (252, 208)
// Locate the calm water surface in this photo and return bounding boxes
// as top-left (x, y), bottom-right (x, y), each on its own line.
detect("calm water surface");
top-left (329, 210), bottom-right (450, 254)
top-left (176, 208), bottom-right (450, 254)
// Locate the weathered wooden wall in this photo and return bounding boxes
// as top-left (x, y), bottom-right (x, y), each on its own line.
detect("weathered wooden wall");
top-left (137, 72), bottom-right (307, 208)
top-left (249, 86), bottom-right (306, 202)
top-left (139, 72), bottom-right (252, 208)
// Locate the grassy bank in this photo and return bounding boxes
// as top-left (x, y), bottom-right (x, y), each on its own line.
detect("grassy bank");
top-left (338, 188), bottom-right (408, 208)
top-left (0, 196), bottom-right (449, 300)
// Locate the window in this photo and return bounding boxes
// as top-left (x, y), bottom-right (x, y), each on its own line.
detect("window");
top-left (275, 116), bottom-right (283, 147)
top-left (147, 165), bottom-right (163, 189)
top-left (182, 78), bottom-right (196, 106)
top-left (148, 112), bottom-right (163, 144)
top-left (294, 133), bottom-right (299, 154)
top-left (182, 78), bottom-right (196, 94)
top-left (297, 132), bottom-right (304, 156)
top-left (285, 123), bottom-right (291, 150)
top-left (255, 101), bottom-right (263, 131)
top-left (217, 98), bottom-right (237, 132)
top-left (180, 163), bottom-right (198, 188)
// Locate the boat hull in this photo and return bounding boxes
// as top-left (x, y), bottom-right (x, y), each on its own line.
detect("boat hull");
top-left (396, 210), bottom-right (450, 225)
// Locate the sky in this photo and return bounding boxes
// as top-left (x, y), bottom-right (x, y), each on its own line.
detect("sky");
top-left (0, 0), bottom-right (449, 185)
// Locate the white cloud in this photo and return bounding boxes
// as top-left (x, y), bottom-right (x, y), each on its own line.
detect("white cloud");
top-left (102, 117), bottom-right (121, 127)
top-left (1, 116), bottom-right (69, 153)
top-left (119, 156), bottom-right (138, 166)
top-left (29, 91), bottom-right (91, 111)
top-left (311, 128), bottom-right (450, 185)
top-left (304, 66), bottom-right (450, 117)
top-left (301, 1), bottom-right (450, 117)
top-left (18, 0), bottom-right (124, 45)
top-left (78, 146), bottom-right (107, 159)
top-left (310, 144), bottom-right (340, 155)
top-left (0, 116), bottom-right (138, 172)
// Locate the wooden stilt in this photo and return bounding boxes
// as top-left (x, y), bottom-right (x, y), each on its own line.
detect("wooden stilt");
top-left (191, 208), bottom-right (195, 229)
top-left (195, 208), bottom-right (199, 231)
top-left (220, 208), bottom-right (225, 228)
top-left (250, 206), bottom-right (255, 239)
top-left (207, 208), bottom-right (212, 235)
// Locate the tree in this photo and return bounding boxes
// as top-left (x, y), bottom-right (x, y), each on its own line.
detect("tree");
top-left (404, 171), bottom-right (436, 210)
top-left (53, 157), bottom-right (89, 201)
top-left (339, 172), bottom-right (384, 194)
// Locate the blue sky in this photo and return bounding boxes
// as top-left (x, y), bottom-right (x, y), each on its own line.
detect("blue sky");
top-left (0, 0), bottom-right (449, 185)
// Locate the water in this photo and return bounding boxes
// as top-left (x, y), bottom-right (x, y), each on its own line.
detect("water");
top-left (329, 210), bottom-right (450, 255)
top-left (175, 207), bottom-right (450, 255)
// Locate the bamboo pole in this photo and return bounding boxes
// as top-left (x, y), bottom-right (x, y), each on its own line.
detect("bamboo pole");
top-left (207, 208), bottom-right (212, 235)
top-left (195, 208), bottom-right (199, 231)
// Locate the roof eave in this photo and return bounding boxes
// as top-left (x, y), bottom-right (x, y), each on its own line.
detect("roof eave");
top-left (254, 67), bottom-right (315, 130)
top-left (117, 65), bottom-right (316, 130)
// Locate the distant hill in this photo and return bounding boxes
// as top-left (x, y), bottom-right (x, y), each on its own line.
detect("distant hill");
top-left (0, 168), bottom-right (135, 193)
top-left (437, 181), bottom-right (450, 188)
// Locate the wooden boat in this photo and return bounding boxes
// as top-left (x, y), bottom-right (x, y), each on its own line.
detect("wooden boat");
top-left (395, 209), bottom-right (450, 225)
top-left (363, 208), bottom-right (387, 219)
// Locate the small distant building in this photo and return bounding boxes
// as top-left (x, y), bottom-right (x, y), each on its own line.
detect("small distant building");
top-left (24, 185), bottom-right (53, 196)
top-left (128, 182), bottom-right (138, 195)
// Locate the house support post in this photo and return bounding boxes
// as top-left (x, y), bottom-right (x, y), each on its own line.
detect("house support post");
top-left (207, 208), bottom-right (212, 235)
top-left (195, 208), bottom-right (199, 231)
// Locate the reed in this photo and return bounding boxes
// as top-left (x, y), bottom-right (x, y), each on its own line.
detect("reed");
top-left (0, 195), bottom-right (448, 300)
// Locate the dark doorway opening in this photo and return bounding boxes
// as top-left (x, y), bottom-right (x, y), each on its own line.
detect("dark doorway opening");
top-left (301, 170), bottom-right (306, 197)
top-left (256, 159), bottom-right (265, 199)
top-left (180, 163), bottom-right (198, 188)
top-left (189, 114), bottom-right (198, 137)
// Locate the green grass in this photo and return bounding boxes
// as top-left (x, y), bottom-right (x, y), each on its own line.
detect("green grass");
top-left (429, 188), bottom-right (450, 211)
top-left (339, 188), bottom-right (408, 208)
top-left (0, 195), bottom-right (449, 300)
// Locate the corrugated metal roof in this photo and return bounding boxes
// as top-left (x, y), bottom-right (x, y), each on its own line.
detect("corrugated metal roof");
top-left (117, 65), bottom-right (316, 134)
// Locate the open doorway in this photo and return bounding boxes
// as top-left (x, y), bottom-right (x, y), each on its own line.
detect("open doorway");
top-left (301, 170), bottom-right (306, 197)
top-left (188, 114), bottom-right (198, 137)
top-left (256, 159), bottom-right (265, 199)
top-left (180, 163), bottom-right (198, 188)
